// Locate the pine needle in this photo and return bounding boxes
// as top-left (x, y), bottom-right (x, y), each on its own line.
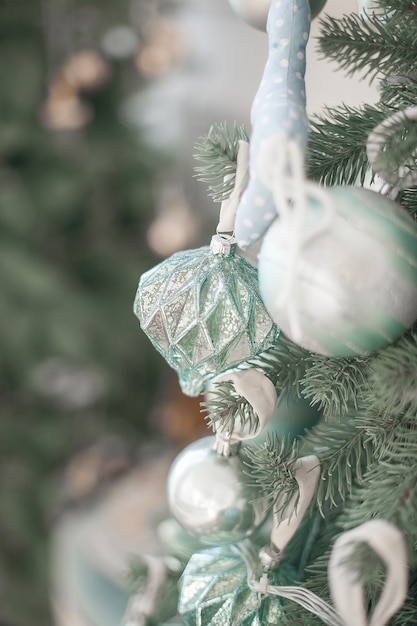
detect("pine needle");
top-left (193, 122), bottom-right (249, 202)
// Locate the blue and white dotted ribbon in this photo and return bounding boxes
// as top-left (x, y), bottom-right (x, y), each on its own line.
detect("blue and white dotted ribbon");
top-left (235, 0), bottom-right (311, 248)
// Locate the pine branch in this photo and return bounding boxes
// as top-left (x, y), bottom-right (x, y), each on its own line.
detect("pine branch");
top-left (365, 329), bottom-right (417, 421)
top-left (193, 122), bottom-right (249, 202)
top-left (307, 104), bottom-right (389, 186)
top-left (201, 380), bottom-right (259, 436)
top-left (301, 418), bottom-right (373, 515)
top-left (301, 355), bottom-right (369, 417)
top-left (380, 73), bottom-right (417, 109)
top-left (252, 334), bottom-right (310, 397)
top-left (400, 188), bottom-right (417, 220)
top-left (242, 435), bottom-right (300, 516)
top-left (317, 11), bottom-right (417, 83)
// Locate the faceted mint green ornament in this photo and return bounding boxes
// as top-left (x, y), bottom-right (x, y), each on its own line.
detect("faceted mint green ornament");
top-left (179, 541), bottom-right (297, 626)
top-left (134, 235), bottom-right (279, 396)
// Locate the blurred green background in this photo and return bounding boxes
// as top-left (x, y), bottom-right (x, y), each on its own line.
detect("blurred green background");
top-left (0, 1), bottom-right (181, 623)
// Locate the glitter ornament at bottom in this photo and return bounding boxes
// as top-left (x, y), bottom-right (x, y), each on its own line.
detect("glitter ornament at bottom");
top-left (179, 541), bottom-right (298, 626)
top-left (258, 186), bottom-right (417, 357)
top-left (134, 238), bottom-right (279, 396)
top-left (167, 437), bottom-right (267, 545)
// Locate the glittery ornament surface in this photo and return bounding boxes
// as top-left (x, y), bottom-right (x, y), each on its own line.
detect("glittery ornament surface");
top-left (179, 541), bottom-right (297, 626)
top-left (134, 244), bottom-right (279, 396)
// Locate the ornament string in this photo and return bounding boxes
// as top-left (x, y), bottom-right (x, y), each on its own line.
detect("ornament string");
top-left (241, 520), bottom-right (408, 626)
top-left (258, 135), bottom-right (336, 343)
top-left (216, 139), bottom-right (250, 237)
top-left (211, 368), bottom-right (277, 451)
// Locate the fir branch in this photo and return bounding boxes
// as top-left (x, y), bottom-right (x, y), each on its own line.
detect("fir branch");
top-left (201, 380), bottom-right (259, 436)
top-left (380, 73), bottom-right (417, 109)
top-left (193, 122), bottom-right (249, 202)
top-left (400, 188), bottom-right (417, 220)
top-left (253, 334), bottom-right (310, 396)
top-left (301, 355), bottom-right (369, 417)
top-left (307, 104), bottom-right (389, 186)
top-left (369, 116), bottom-right (417, 186)
top-left (301, 419), bottom-right (372, 515)
top-left (365, 329), bottom-right (417, 421)
top-left (317, 12), bottom-right (417, 82)
top-left (242, 434), bottom-right (300, 516)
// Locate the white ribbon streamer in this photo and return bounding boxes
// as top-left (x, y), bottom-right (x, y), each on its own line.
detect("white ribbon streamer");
top-left (271, 454), bottom-right (321, 553)
top-left (258, 135), bottom-right (335, 344)
top-left (122, 555), bottom-right (167, 626)
top-left (217, 140), bottom-right (250, 235)
top-left (211, 368), bottom-right (277, 445)
top-left (328, 519), bottom-right (408, 626)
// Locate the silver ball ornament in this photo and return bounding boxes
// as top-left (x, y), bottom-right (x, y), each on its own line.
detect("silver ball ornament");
top-left (167, 437), bottom-right (267, 545)
top-left (227, 0), bottom-right (327, 30)
top-left (258, 186), bottom-right (417, 357)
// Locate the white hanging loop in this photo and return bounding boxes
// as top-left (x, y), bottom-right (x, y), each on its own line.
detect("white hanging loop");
top-left (328, 519), bottom-right (408, 626)
top-left (122, 555), bottom-right (167, 626)
top-left (216, 139), bottom-right (250, 235)
top-left (258, 135), bottom-right (336, 343)
top-left (211, 368), bottom-right (277, 452)
top-left (366, 106), bottom-right (417, 191)
top-left (270, 454), bottom-right (321, 554)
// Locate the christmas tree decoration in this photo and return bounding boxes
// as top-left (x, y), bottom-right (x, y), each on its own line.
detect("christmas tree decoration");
top-left (167, 437), bottom-right (268, 545)
top-left (227, 0), bottom-right (327, 31)
top-left (328, 520), bottom-right (408, 626)
top-left (269, 455), bottom-right (320, 557)
top-left (234, 0), bottom-right (311, 248)
top-left (258, 185), bottom-right (417, 356)
top-left (134, 234), bottom-right (279, 397)
top-left (178, 541), bottom-right (298, 626)
top-left (209, 369), bottom-right (277, 447)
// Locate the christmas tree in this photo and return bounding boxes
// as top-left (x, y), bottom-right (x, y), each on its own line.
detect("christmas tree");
top-left (128, 0), bottom-right (417, 624)
top-left (0, 1), bottom-right (177, 623)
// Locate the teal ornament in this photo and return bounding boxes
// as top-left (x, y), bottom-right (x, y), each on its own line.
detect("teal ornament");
top-left (258, 186), bottom-right (417, 357)
top-left (167, 437), bottom-right (267, 545)
top-left (134, 235), bottom-right (279, 396)
top-left (179, 541), bottom-right (298, 626)
top-left (358, 0), bottom-right (394, 19)
top-left (235, 0), bottom-right (311, 248)
top-left (228, 0), bottom-right (326, 30)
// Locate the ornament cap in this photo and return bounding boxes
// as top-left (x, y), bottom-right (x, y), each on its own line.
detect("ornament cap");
top-left (210, 233), bottom-right (236, 257)
top-left (215, 436), bottom-right (241, 457)
top-left (259, 542), bottom-right (283, 570)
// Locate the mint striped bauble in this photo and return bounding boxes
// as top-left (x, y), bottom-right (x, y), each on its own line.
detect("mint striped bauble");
top-left (258, 186), bottom-right (417, 357)
top-left (227, 0), bottom-right (327, 31)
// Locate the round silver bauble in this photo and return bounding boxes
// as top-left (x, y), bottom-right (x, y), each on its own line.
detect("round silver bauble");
top-left (167, 437), bottom-right (267, 545)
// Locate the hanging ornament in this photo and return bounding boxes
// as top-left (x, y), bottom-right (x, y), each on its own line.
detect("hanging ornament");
top-left (178, 541), bottom-right (298, 626)
top-left (134, 236), bottom-right (278, 396)
top-left (167, 437), bottom-right (268, 545)
top-left (134, 142), bottom-right (279, 397)
top-left (258, 185), bottom-right (417, 357)
top-left (234, 0), bottom-right (311, 248)
top-left (227, 0), bottom-right (327, 31)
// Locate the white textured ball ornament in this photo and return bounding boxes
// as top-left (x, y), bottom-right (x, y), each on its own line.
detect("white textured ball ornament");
top-left (258, 186), bottom-right (417, 357)
top-left (227, 0), bottom-right (327, 30)
top-left (167, 437), bottom-right (267, 545)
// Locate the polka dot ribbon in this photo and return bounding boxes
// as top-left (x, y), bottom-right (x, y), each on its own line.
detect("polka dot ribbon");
top-left (235, 0), bottom-right (311, 249)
